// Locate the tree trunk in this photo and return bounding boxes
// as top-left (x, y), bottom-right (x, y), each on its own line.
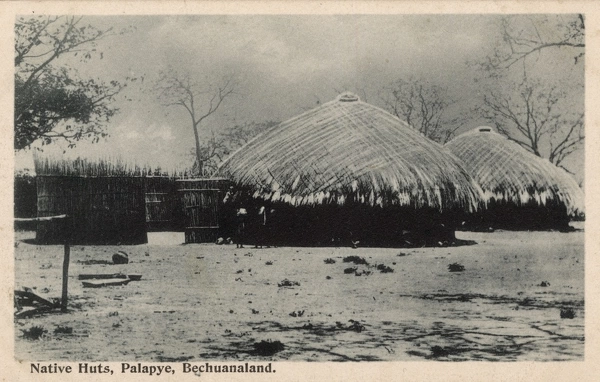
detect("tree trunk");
top-left (192, 122), bottom-right (203, 176)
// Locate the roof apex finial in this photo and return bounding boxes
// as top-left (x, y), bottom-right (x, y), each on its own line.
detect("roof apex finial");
top-left (336, 92), bottom-right (360, 102)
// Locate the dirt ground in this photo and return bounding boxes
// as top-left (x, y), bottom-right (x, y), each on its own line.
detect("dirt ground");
top-left (14, 224), bottom-right (584, 362)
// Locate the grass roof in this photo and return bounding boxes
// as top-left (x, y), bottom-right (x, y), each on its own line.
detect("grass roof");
top-left (33, 154), bottom-right (186, 178)
top-left (445, 127), bottom-right (584, 214)
top-left (216, 93), bottom-right (483, 211)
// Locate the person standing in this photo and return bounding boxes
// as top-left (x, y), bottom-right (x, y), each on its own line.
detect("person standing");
top-left (235, 205), bottom-right (247, 248)
top-left (255, 205), bottom-right (268, 248)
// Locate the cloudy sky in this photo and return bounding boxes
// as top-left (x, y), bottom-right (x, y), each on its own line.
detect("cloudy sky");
top-left (15, 14), bottom-right (585, 181)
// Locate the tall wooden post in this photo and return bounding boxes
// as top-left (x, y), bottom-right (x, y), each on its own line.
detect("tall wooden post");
top-left (61, 216), bottom-right (70, 312)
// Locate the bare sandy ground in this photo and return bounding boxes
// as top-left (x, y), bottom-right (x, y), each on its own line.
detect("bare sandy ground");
top-left (14, 224), bottom-right (584, 362)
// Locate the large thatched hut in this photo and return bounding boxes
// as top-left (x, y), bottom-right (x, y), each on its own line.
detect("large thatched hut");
top-left (445, 126), bottom-right (584, 230)
top-left (215, 93), bottom-right (483, 247)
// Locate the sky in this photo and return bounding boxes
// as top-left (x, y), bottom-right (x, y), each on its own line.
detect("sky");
top-left (14, 14), bottom-right (585, 182)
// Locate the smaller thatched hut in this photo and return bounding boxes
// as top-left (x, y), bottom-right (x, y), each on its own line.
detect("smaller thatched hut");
top-left (216, 92), bottom-right (484, 247)
top-left (445, 126), bottom-right (584, 230)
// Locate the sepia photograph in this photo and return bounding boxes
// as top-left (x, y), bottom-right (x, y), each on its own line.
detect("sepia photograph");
top-left (5, 2), bottom-right (597, 379)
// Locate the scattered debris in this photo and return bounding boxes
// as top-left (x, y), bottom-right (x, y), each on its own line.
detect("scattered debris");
top-left (324, 258), bottom-right (336, 264)
top-left (448, 263), bottom-right (465, 272)
top-left (14, 290), bottom-right (60, 318)
top-left (82, 279), bottom-right (131, 288)
top-left (265, 261), bottom-right (273, 265)
top-left (76, 259), bottom-right (112, 265)
top-left (539, 281), bottom-right (551, 287)
top-left (108, 311), bottom-right (119, 317)
top-left (344, 267), bottom-right (358, 274)
top-left (289, 310), bottom-right (305, 317)
top-left (278, 279), bottom-right (300, 288)
top-left (355, 270), bottom-right (371, 276)
top-left (112, 251), bottom-right (129, 265)
top-left (347, 319), bottom-right (365, 333)
top-left (157, 355), bottom-right (194, 362)
top-left (78, 273), bottom-right (127, 280)
top-left (397, 252), bottom-right (409, 257)
top-left (251, 308), bottom-right (260, 314)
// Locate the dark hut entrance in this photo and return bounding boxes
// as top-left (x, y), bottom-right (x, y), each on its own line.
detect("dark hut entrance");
top-left (177, 178), bottom-right (230, 243)
top-left (36, 175), bottom-right (147, 245)
top-left (144, 176), bottom-right (182, 232)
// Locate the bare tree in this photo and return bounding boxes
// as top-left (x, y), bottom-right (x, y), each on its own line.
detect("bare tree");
top-left (480, 77), bottom-right (584, 169)
top-left (381, 78), bottom-right (463, 144)
top-left (156, 69), bottom-right (235, 175)
top-left (482, 14), bottom-right (584, 71)
top-left (188, 133), bottom-right (229, 176)
top-left (185, 120), bottom-right (279, 176)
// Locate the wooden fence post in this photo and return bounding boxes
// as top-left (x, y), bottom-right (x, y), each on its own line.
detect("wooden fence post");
top-left (61, 216), bottom-right (70, 312)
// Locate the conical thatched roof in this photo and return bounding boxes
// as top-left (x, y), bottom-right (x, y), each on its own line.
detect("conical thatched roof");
top-left (445, 126), bottom-right (584, 214)
top-left (216, 93), bottom-right (482, 211)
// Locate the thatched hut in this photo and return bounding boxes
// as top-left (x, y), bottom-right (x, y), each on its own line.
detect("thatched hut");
top-left (445, 126), bottom-right (584, 230)
top-left (215, 93), bottom-right (483, 247)
top-left (34, 156), bottom-right (148, 245)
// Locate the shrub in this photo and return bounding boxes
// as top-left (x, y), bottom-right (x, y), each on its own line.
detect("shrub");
top-left (324, 258), bottom-right (336, 264)
top-left (448, 263), bottom-right (465, 272)
top-left (560, 307), bottom-right (576, 319)
top-left (53, 326), bottom-right (73, 334)
top-left (343, 256), bottom-right (369, 265)
top-left (21, 326), bottom-right (47, 340)
top-left (376, 264), bottom-right (394, 273)
top-left (253, 340), bottom-right (285, 356)
top-left (278, 279), bottom-right (300, 288)
top-left (343, 267), bottom-right (357, 274)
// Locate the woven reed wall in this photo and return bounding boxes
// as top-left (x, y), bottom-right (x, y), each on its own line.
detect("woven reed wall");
top-left (36, 175), bottom-right (147, 245)
top-left (145, 177), bottom-right (182, 231)
top-left (177, 178), bottom-right (230, 243)
top-left (14, 175), bottom-right (37, 230)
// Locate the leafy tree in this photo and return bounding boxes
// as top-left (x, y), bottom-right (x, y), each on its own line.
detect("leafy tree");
top-left (381, 77), bottom-right (463, 143)
top-left (14, 16), bottom-right (128, 150)
top-left (155, 69), bottom-right (236, 176)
